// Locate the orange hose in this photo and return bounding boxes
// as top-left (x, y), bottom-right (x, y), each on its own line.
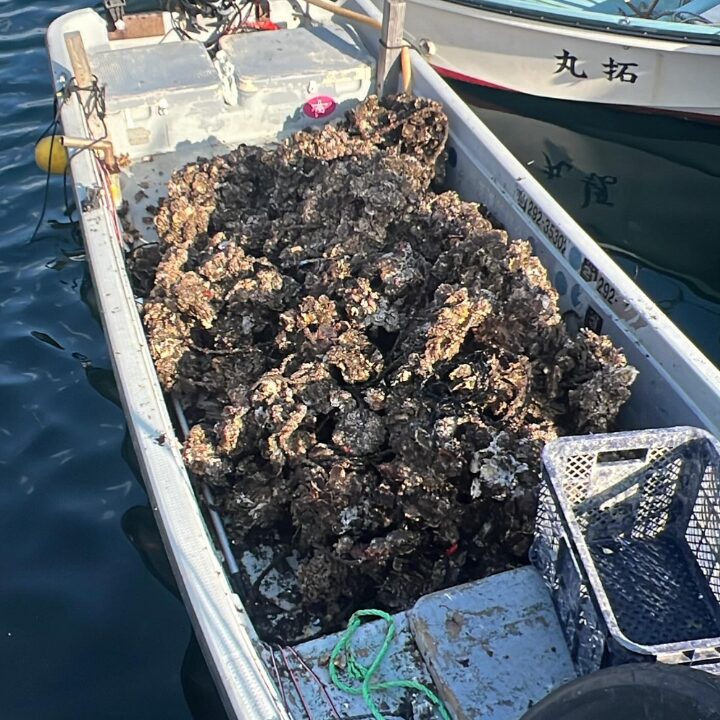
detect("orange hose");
top-left (303, 0), bottom-right (412, 93)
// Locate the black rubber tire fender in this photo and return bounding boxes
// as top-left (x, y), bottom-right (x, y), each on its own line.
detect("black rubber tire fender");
top-left (520, 663), bottom-right (720, 720)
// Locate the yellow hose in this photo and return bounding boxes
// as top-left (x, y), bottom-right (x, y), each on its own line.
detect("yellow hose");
top-left (302, 0), bottom-right (412, 93)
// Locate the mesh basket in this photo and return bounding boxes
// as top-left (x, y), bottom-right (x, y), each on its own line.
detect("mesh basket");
top-left (531, 426), bottom-right (720, 675)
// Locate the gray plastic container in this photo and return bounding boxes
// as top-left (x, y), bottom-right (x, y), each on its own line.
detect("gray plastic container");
top-left (219, 24), bottom-right (373, 133)
top-left (531, 426), bottom-right (720, 675)
top-left (88, 40), bottom-right (226, 156)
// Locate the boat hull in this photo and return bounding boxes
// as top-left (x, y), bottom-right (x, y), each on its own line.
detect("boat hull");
top-left (399, 0), bottom-right (720, 119)
top-left (45, 3), bottom-right (720, 717)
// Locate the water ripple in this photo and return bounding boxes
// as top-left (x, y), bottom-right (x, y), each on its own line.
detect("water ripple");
top-left (0, 1), bottom-right (202, 717)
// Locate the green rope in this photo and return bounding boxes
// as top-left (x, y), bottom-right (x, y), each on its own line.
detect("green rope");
top-left (328, 609), bottom-right (453, 720)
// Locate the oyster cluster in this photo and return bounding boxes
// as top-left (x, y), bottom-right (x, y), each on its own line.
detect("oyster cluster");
top-left (136, 95), bottom-right (637, 637)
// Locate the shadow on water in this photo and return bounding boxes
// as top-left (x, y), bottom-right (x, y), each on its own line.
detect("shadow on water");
top-left (453, 83), bottom-right (720, 177)
top-left (122, 506), bottom-right (228, 720)
top-left (452, 80), bottom-right (720, 364)
top-left (55, 211), bottom-right (228, 717)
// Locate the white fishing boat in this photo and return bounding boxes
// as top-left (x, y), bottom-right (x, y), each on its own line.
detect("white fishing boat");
top-left (387, 0), bottom-right (720, 119)
top-left (42, 1), bottom-right (720, 718)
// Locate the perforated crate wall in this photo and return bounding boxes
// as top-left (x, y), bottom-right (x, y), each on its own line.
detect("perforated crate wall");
top-left (531, 426), bottom-right (720, 674)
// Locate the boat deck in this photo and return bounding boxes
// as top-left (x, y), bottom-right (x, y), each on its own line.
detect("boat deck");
top-left (120, 149), bottom-right (578, 720)
top-left (268, 567), bottom-right (576, 720)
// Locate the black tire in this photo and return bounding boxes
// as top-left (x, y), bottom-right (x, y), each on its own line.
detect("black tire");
top-left (520, 663), bottom-right (720, 720)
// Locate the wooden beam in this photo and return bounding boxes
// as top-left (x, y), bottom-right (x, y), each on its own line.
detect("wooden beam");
top-left (63, 31), bottom-right (116, 168)
top-left (305, 0), bottom-right (382, 29)
top-left (65, 31), bottom-right (93, 88)
top-left (375, 0), bottom-right (407, 96)
top-left (108, 13), bottom-right (165, 41)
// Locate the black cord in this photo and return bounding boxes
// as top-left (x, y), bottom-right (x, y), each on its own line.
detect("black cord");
top-left (168, 3), bottom-right (194, 40)
top-left (29, 120), bottom-right (60, 243)
top-left (28, 92), bottom-right (67, 243)
top-left (62, 165), bottom-right (85, 245)
top-left (169, 0), bottom-right (253, 48)
top-left (69, 75), bottom-right (109, 141)
top-left (63, 165), bottom-right (77, 226)
top-left (13, 86), bottom-right (69, 149)
top-left (63, 165), bottom-right (72, 222)
top-left (16, 113), bottom-right (59, 149)
top-left (30, 77), bottom-right (108, 243)
top-left (378, 38), bottom-right (412, 50)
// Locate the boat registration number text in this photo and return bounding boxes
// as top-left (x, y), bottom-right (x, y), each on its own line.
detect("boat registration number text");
top-left (514, 187), bottom-right (647, 331)
top-left (516, 188), bottom-right (567, 255)
top-left (580, 258), bottom-right (616, 304)
top-left (580, 257), bottom-right (648, 330)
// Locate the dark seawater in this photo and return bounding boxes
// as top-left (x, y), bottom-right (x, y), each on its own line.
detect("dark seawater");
top-left (2, 3), bottom-right (720, 718)
top-left (0, 2), bottom-right (224, 718)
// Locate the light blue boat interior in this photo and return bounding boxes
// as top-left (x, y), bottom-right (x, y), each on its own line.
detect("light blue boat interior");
top-left (455, 0), bottom-right (720, 43)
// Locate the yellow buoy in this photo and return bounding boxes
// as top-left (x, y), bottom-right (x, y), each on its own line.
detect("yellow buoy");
top-left (108, 173), bottom-right (123, 208)
top-left (35, 135), bottom-right (69, 175)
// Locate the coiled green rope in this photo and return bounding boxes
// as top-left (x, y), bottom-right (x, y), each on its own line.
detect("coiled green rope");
top-left (328, 609), bottom-right (452, 720)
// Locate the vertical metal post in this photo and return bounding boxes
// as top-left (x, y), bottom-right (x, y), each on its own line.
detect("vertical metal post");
top-left (375, 0), bottom-right (407, 96)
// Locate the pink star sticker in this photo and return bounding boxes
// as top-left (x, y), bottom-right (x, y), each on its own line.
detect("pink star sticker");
top-left (303, 95), bottom-right (337, 119)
